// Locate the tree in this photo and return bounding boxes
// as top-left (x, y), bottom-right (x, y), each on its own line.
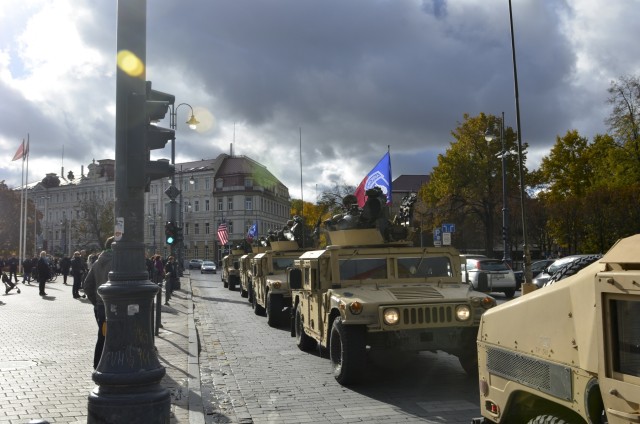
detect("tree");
top-left (606, 75), bottom-right (640, 183)
top-left (420, 113), bottom-right (525, 256)
top-left (0, 182), bottom-right (39, 257)
top-left (317, 182), bottom-right (357, 217)
top-left (73, 197), bottom-right (114, 252)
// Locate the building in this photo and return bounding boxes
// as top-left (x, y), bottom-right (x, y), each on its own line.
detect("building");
top-left (30, 154), bottom-right (291, 266)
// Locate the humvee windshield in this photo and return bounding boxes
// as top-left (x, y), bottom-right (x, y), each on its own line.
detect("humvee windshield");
top-left (272, 258), bottom-right (295, 272)
top-left (338, 256), bottom-right (453, 280)
top-left (610, 298), bottom-right (640, 377)
top-left (397, 256), bottom-right (452, 278)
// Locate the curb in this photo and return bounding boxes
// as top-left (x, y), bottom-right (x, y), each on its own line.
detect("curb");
top-left (186, 276), bottom-right (205, 424)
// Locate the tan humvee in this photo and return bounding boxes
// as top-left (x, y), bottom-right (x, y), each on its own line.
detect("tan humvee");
top-left (221, 249), bottom-right (244, 290)
top-left (250, 241), bottom-right (310, 327)
top-left (238, 246), bottom-right (267, 300)
top-left (289, 228), bottom-right (497, 385)
top-left (474, 234), bottom-right (640, 424)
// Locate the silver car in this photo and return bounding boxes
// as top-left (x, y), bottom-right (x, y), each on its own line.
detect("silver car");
top-left (463, 257), bottom-right (517, 298)
top-left (200, 260), bottom-right (217, 274)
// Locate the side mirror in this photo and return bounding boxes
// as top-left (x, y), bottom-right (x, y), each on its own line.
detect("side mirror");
top-left (289, 268), bottom-right (302, 290)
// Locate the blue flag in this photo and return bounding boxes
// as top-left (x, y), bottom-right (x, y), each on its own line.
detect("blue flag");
top-left (354, 152), bottom-right (392, 207)
top-left (247, 222), bottom-right (258, 242)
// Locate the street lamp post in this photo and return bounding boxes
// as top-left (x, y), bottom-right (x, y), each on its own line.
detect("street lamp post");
top-left (169, 105), bottom-right (198, 275)
top-left (508, 0), bottom-right (533, 289)
top-left (485, 112), bottom-right (511, 264)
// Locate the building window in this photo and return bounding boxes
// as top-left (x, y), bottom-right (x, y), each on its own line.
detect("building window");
top-left (194, 247), bottom-right (198, 257)
top-left (195, 223), bottom-right (200, 235)
top-left (228, 221), bottom-right (234, 234)
top-left (217, 198), bottom-right (223, 211)
top-left (245, 197), bottom-right (252, 210)
top-left (216, 178), bottom-right (223, 189)
top-left (205, 199), bottom-right (210, 211)
top-left (227, 197), bottom-right (233, 211)
top-left (245, 177), bottom-right (253, 188)
top-left (185, 223), bottom-right (189, 235)
top-left (205, 177), bottom-right (211, 190)
top-left (194, 200), bottom-right (200, 212)
top-left (205, 222), bottom-right (210, 234)
top-left (193, 178), bottom-right (199, 190)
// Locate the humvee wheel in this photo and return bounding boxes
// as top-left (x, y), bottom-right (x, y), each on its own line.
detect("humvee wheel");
top-left (253, 291), bottom-right (266, 316)
top-left (267, 293), bottom-right (283, 327)
top-left (330, 317), bottom-right (366, 385)
top-left (247, 282), bottom-right (254, 304)
top-left (294, 307), bottom-right (316, 351)
top-left (223, 278), bottom-right (228, 288)
top-left (228, 275), bottom-right (238, 290)
top-left (458, 353), bottom-right (478, 377)
top-left (526, 414), bottom-right (570, 424)
top-left (240, 285), bottom-right (248, 298)
top-left (503, 288), bottom-right (516, 299)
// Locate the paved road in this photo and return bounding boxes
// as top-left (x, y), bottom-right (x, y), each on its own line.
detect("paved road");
top-left (191, 272), bottom-right (484, 424)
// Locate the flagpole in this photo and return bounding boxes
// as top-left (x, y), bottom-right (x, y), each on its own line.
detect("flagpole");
top-left (23, 134), bottom-right (30, 262)
top-left (18, 139), bottom-right (25, 270)
top-left (299, 127), bottom-right (304, 248)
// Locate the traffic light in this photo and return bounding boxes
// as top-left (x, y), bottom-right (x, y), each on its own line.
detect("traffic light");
top-left (125, 81), bottom-right (175, 191)
top-left (175, 226), bottom-right (183, 244)
top-left (165, 221), bottom-right (177, 245)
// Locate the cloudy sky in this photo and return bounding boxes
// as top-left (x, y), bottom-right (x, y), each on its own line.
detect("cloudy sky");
top-left (1, 0), bottom-right (639, 200)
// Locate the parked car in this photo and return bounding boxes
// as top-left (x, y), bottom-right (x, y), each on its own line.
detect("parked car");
top-left (514, 259), bottom-right (555, 289)
top-left (463, 257), bottom-right (517, 298)
top-left (533, 254), bottom-right (602, 288)
top-left (200, 260), bottom-right (217, 274)
top-left (188, 259), bottom-right (203, 270)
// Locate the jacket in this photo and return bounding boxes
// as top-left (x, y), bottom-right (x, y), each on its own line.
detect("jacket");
top-left (82, 250), bottom-right (113, 307)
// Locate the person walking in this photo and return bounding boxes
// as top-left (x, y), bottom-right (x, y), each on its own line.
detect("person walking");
top-left (59, 255), bottom-right (71, 285)
top-left (8, 255), bottom-right (18, 283)
top-left (163, 256), bottom-right (176, 305)
top-left (36, 251), bottom-right (50, 296)
top-left (153, 255), bottom-right (164, 284)
top-left (22, 257), bottom-right (33, 283)
top-left (83, 236), bottom-right (114, 369)
top-left (70, 251), bottom-right (86, 299)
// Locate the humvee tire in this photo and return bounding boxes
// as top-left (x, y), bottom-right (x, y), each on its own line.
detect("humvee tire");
top-left (253, 291), bottom-right (266, 316)
top-left (330, 317), bottom-right (366, 385)
top-left (223, 279), bottom-right (229, 288)
top-left (458, 353), bottom-right (479, 377)
top-left (545, 254), bottom-right (602, 287)
top-left (503, 288), bottom-right (516, 298)
top-left (294, 307), bottom-right (316, 351)
top-left (240, 285), bottom-right (248, 298)
top-left (267, 293), bottom-right (283, 327)
top-left (526, 414), bottom-right (571, 424)
top-left (228, 275), bottom-right (239, 291)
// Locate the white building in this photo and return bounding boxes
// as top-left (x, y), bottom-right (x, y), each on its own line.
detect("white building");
top-left (30, 154), bottom-right (291, 264)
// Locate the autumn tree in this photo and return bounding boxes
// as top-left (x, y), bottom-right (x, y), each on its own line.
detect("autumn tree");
top-left (0, 182), bottom-right (39, 257)
top-left (73, 197), bottom-right (114, 252)
top-left (606, 75), bottom-right (640, 183)
top-left (420, 113), bottom-right (525, 256)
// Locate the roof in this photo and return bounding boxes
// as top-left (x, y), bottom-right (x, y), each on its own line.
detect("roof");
top-left (392, 174), bottom-right (430, 192)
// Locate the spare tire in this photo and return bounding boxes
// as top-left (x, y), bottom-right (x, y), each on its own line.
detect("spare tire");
top-left (544, 254), bottom-right (602, 287)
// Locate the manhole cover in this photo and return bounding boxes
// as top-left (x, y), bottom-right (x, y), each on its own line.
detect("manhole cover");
top-left (0, 360), bottom-right (37, 371)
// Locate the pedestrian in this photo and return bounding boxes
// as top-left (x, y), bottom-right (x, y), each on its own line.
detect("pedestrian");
top-left (164, 256), bottom-right (176, 305)
top-left (153, 255), bottom-right (164, 284)
top-left (83, 236), bottom-right (114, 369)
top-left (22, 257), bottom-right (33, 283)
top-left (70, 251), bottom-right (86, 299)
top-left (8, 255), bottom-right (18, 283)
top-left (36, 251), bottom-right (50, 296)
top-left (60, 255), bottom-right (71, 285)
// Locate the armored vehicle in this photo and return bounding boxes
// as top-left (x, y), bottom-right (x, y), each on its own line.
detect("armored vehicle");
top-left (289, 189), bottom-right (497, 385)
top-left (221, 249), bottom-right (244, 290)
top-left (251, 218), bottom-right (318, 327)
top-left (238, 247), bottom-right (267, 300)
top-left (473, 234), bottom-right (640, 424)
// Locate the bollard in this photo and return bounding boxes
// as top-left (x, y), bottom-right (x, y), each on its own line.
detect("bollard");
top-left (155, 281), bottom-right (162, 336)
top-left (164, 273), bottom-right (172, 305)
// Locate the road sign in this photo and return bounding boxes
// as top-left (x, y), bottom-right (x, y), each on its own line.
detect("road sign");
top-left (442, 223), bottom-right (455, 233)
top-left (434, 228), bottom-right (442, 247)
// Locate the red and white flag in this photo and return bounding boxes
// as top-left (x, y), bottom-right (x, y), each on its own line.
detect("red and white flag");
top-left (12, 140), bottom-right (29, 161)
top-left (217, 223), bottom-right (229, 245)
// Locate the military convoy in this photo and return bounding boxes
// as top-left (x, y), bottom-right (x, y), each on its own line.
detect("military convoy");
top-left (473, 234), bottom-right (640, 424)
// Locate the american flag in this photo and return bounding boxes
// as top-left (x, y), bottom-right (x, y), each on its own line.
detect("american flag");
top-left (217, 223), bottom-right (229, 246)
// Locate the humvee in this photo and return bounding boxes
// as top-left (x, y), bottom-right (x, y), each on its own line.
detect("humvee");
top-left (473, 234), bottom-right (640, 424)
top-left (238, 247), bottom-right (267, 300)
top-left (250, 241), bottom-right (310, 327)
top-left (221, 249), bottom-right (244, 290)
top-left (289, 227), bottom-right (497, 385)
